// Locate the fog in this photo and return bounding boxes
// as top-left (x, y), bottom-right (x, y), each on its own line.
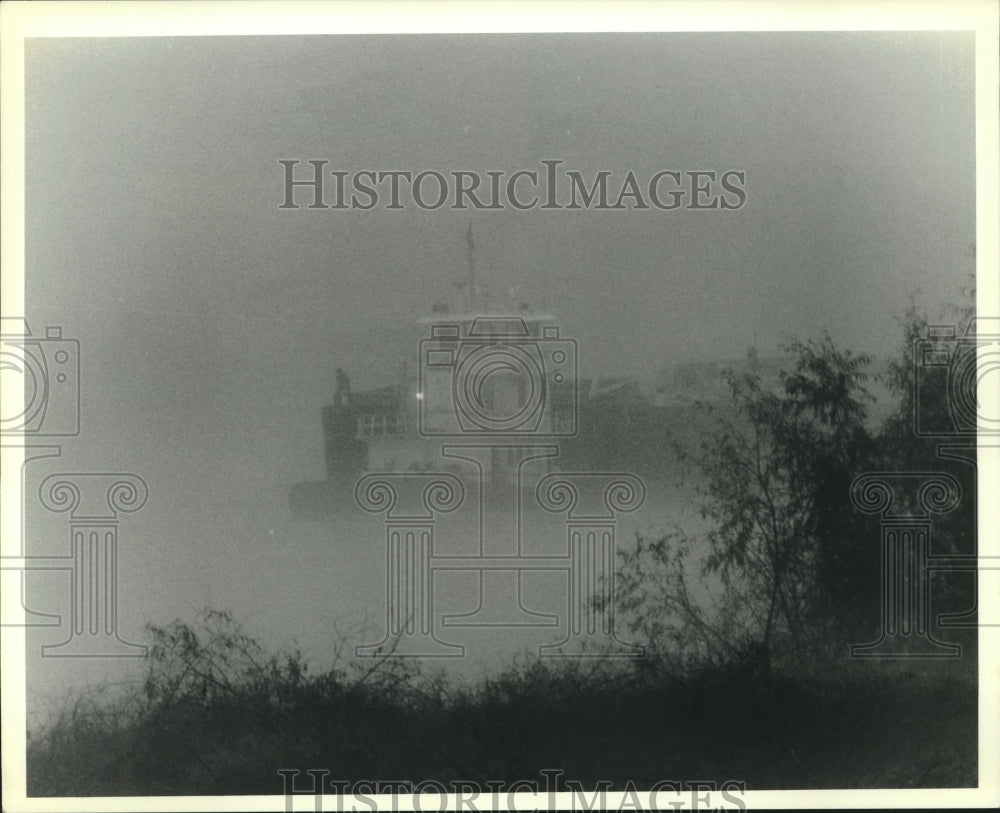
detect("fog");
top-left (20, 32), bottom-right (975, 722)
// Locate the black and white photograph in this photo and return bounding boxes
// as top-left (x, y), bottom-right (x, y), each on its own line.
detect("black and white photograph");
top-left (1, 2), bottom-right (998, 810)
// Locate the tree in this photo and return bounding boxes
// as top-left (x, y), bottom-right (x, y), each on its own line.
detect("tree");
top-left (873, 297), bottom-right (978, 636)
top-left (616, 335), bottom-right (877, 672)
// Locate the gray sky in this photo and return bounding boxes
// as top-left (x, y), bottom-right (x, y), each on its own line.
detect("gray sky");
top-left (27, 33), bottom-right (974, 355)
top-left (23, 30), bottom-right (976, 498)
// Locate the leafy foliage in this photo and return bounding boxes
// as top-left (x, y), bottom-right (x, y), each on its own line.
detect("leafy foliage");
top-left (617, 293), bottom-right (978, 671)
top-left (619, 335), bottom-right (877, 667)
top-left (874, 297), bottom-right (978, 621)
top-left (26, 608), bottom-right (976, 794)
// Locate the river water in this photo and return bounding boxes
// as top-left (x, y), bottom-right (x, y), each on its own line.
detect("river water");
top-left (22, 460), bottom-right (703, 729)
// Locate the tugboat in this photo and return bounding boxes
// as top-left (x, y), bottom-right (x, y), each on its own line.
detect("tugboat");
top-left (290, 224), bottom-right (580, 515)
top-left (288, 230), bottom-right (744, 516)
top-left (288, 294), bottom-right (579, 515)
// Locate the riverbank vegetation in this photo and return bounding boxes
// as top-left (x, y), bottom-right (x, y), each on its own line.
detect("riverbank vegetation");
top-left (27, 299), bottom-right (979, 795)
